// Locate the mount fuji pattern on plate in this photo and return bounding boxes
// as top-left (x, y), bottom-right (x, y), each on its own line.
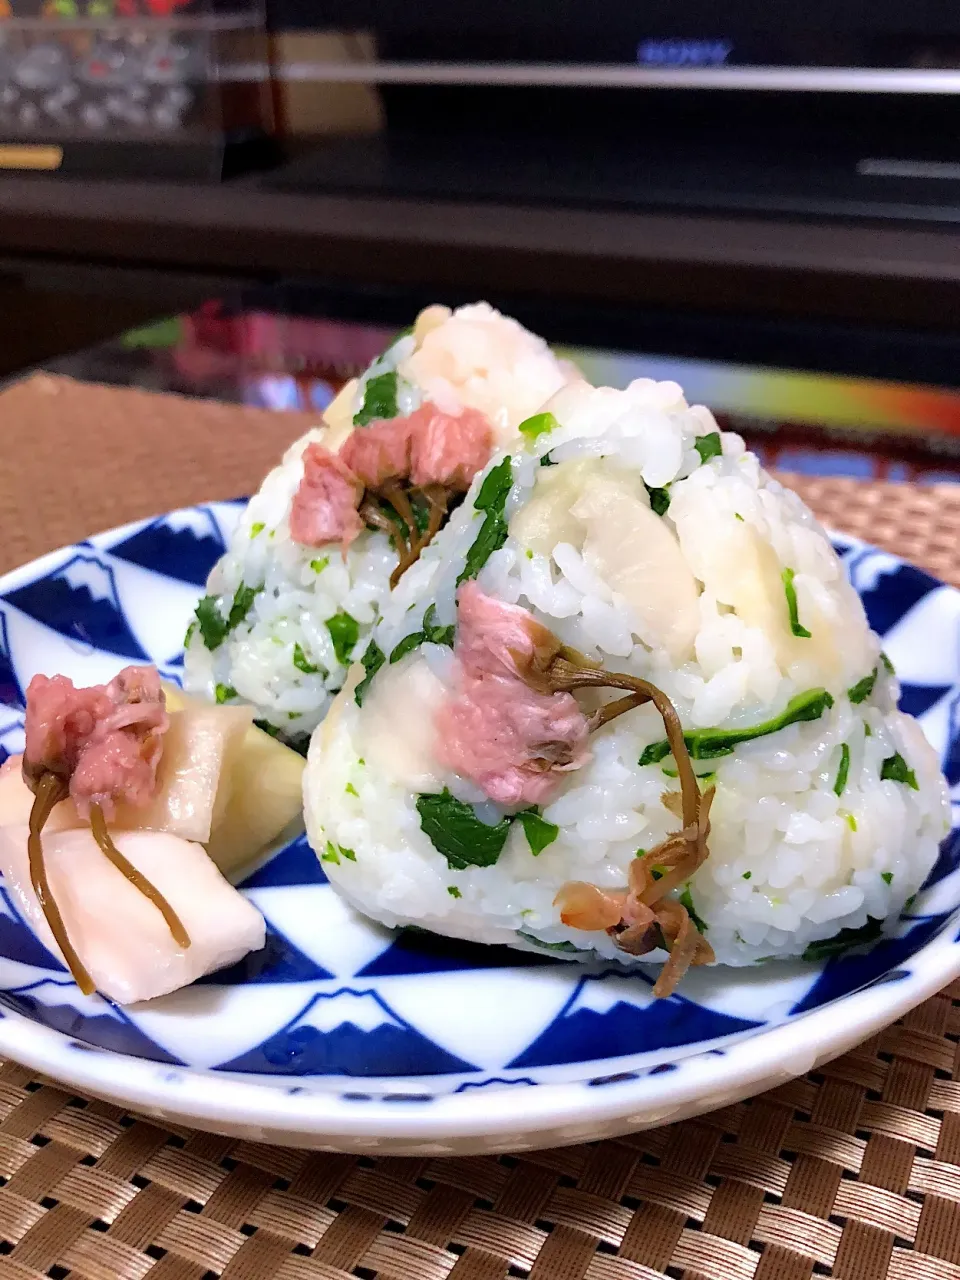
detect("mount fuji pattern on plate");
top-left (0, 502), bottom-right (957, 1098)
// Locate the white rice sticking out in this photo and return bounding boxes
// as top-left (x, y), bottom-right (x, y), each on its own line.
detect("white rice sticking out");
top-left (183, 303), bottom-right (573, 734)
top-left (305, 378), bottom-right (950, 968)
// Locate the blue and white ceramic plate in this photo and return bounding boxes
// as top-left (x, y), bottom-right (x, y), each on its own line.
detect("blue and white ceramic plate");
top-left (0, 502), bottom-right (957, 1155)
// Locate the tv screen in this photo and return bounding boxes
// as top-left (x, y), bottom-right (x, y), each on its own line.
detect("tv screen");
top-left (270, 0), bottom-right (960, 78)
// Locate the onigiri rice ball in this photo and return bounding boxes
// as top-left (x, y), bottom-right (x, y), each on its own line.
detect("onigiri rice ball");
top-left (304, 377), bottom-right (949, 992)
top-left (183, 302), bottom-right (575, 737)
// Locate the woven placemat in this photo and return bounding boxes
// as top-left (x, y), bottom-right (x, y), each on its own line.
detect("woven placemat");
top-left (0, 374), bottom-right (958, 1280)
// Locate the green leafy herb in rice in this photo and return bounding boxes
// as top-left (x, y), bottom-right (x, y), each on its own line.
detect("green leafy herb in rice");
top-left (184, 620), bottom-right (196, 647)
top-left (354, 370), bottom-right (399, 426)
top-left (254, 719), bottom-right (282, 740)
top-left (639, 687), bottom-right (834, 765)
top-left (228, 583), bottom-right (260, 631)
top-left (322, 840), bottom-right (356, 865)
top-left (214, 683), bottom-right (237, 705)
top-left (833, 743), bottom-right (851, 796)
top-left (848, 668), bottom-right (877, 704)
top-left (802, 916), bottom-right (883, 962)
top-left (742, 871), bottom-right (752, 880)
top-left (645, 484), bottom-right (670, 516)
top-left (458, 456), bottom-right (513, 584)
top-left (694, 432), bottom-right (722, 464)
top-left (326, 611), bottom-right (360, 667)
top-left (881, 871), bottom-right (893, 885)
top-left (345, 782), bottom-right (359, 797)
top-left (293, 642), bottom-right (321, 675)
top-left (192, 582), bottom-right (261, 652)
top-left (662, 767), bottom-right (716, 782)
top-left (517, 931), bottom-right (586, 954)
top-left (354, 641), bottom-right (385, 706)
top-left (845, 812), bottom-right (858, 831)
top-left (518, 810), bottom-right (559, 856)
top-left (416, 788), bottom-right (512, 870)
top-left (389, 604), bottom-right (456, 663)
top-left (881, 752), bottom-right (919, 790)
top-left (447, 886), bottom-right (462, 899)
top-left (679, 887), bottom-right (708, 933)
top-left (880, 651), bottom-right (896, 675)
top-left (250, 522), bottom-right (265, 537)
top-left (518, 411), bottom-right (559, 441)
top-left (782, 568), bottom-right (812, 638)
top-left (310, 556), bottom-right (329, 574)
top-left (193, 595), bottom-right (228, 650)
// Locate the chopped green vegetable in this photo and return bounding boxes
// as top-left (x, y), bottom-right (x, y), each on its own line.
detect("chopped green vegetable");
top-left (802, 917), bottom-right (883, 962)
top-left (640, 687), bottom-right (834, 765)
top-left (326, 611), bottom-right (360, 667)
top-left (457, 457), bottom-right (513, 584)
top-left (880, 651), bottom-right (896, 675)
top-left (881, 871), bottom-right (893, 885)
top-left (389, 632), bottom-right (424, 664)
top-left (184, 620), bottom-right (196, 647)
top-left (193, 595), bottom-right (229, 651)
top-left (518, 810), bottom-right (559, 856)
top-left (864, 724), bottom-right (872, 737)
top-left (782, 568), bottom-right (812, 639)
top-left (848, 669), bottom-right (877, 704)
top-left (354, 371), bottom-right (399, 426)
top-left (905, 894), bottom-right (917, 911)
top-left (662, 767), bottom-right (716, 782)
top-left (734, 513), bottom-right (744, 522)
top-left (881, 753), bottom-right (919, 790)
top-left (191, 580), bottom-right (261, 649)
top-left (679, 886), bottom-right (708, 933)
top-left (340, 846), bottom-right (357, 862)
top-left (416, 788), bottom-right (512, 870)
top-left (250, 522), bottom-right (265, 537)
top-left (525, 548), bottom-right (534, 560)
top-left (447, 886), bottom-right (463, 899)
top-left (227, 583), bottom-right (260, 632)
top-left (214, 683), bottom-right (237, 704)
top-left (310, 557), bottom-right (329, 574)
top-left (646, 485), bottom-right (671, 517)
top-left (321, 841), bottom-right (340, 865)
top-left (742, 871), bottom-right (752, 880)
top-left (287, 712), bottom-right (302, 720)
top-left (518, 411), bottom-right (559, 441)
top-left (254, 719), bottom-right (282, 740)
top-left (694, 432), bottom-right (722, 464)
top-left (539, 454), bottom-right (556, 467)
top-left (833, 743), bottom-right (851, 796)
top-left (845, 813), bottom-right (858, 832)
top-left (390, 604), bottom-right (456, 663)
top-left (345, 783), bottom-right (359, 798)
top-left (354, 642), bottom-right (385, 706)
top-left (293, 642), bottom-right (321, 675)
top-left (517, 931), bottom-right (586, 954)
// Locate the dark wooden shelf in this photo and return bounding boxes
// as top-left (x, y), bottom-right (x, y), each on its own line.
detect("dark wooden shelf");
top-left (0, 173), bottom-right (958, 328)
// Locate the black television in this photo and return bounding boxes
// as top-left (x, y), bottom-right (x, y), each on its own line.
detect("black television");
top-left (267, 0), bottom-right (960, 224)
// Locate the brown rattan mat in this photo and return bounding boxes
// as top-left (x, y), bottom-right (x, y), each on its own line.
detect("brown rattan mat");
top-left (0, 374), bottom-right (959, 1279)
